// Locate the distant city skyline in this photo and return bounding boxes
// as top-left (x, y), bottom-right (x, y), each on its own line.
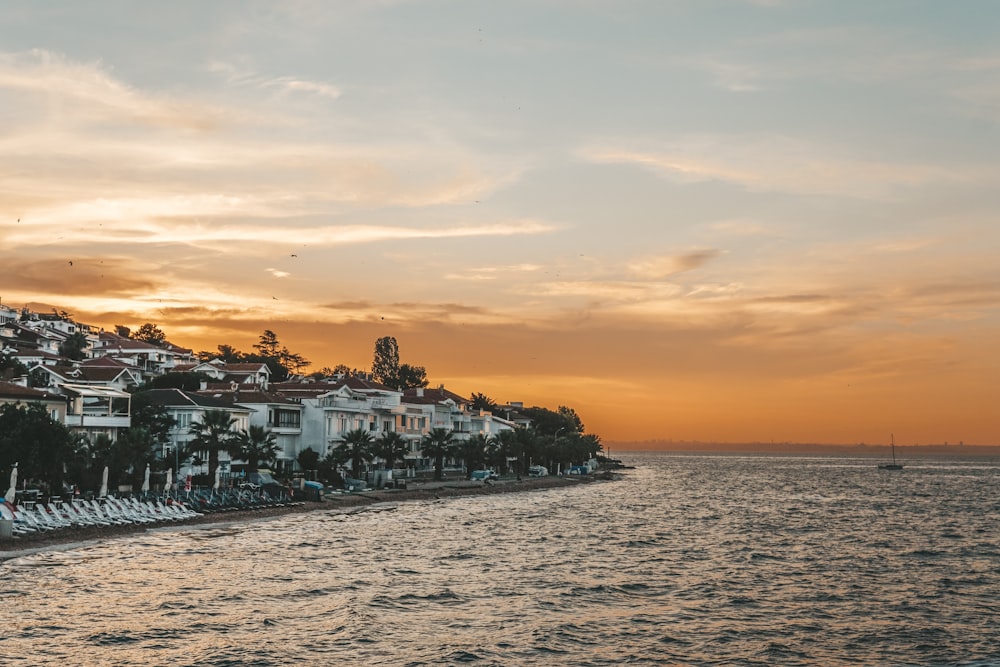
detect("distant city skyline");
top-left (3, 2), bottom-right (999, 445)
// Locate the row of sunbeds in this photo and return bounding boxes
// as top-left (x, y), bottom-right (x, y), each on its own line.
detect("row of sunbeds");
top-left (0, 496), bottom-right (202, 537)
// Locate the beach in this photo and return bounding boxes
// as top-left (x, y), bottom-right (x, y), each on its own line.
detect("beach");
top-left (1, 474), bottom-right (613, 560)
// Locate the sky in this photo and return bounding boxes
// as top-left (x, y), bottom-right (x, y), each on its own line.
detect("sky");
top-left (2, 1), bottom-right (999, 446)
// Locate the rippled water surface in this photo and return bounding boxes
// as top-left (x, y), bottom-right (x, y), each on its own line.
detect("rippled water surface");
top-left (3, 453), bottom-right (1000, 666)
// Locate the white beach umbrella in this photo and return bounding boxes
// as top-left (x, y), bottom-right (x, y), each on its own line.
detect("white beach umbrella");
top-left (99, 466), bottom-right (109, 498)
top-left (141, 464), bottom-right (150, 493)
top-left (164, 468), bottom-right (173, 494)
top-left (4, 463), bottom-right (17, 504)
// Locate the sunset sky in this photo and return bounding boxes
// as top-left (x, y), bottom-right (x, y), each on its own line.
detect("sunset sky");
top-left (2, 2), bottom-right (999, 445)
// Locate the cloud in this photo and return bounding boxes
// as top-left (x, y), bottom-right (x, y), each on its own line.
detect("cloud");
top-left (444, 263), bottom-right (543, 281)
top-left (628, 249), bottom-right (721, 279)
top-left (6, 213), bottom-right (556, 252)
top-left (267, 268), bottom-right (291, 278)
top-left (581, 136), bottom-right (970, 199)
top-left (0, 258), bottom-right (159, 297)
top-left (0, 49), bottom-right (223, 130)
top-left (206, 61), bottom-right (341, 99)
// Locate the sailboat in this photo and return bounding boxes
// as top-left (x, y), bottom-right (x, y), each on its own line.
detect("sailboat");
top-left (878, 434), bottom-right (904, 470)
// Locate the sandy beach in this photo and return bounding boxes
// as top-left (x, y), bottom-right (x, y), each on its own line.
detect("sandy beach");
top-left (1, 474), bottom-right (616, 560)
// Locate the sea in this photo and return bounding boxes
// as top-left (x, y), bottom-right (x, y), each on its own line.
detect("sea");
top-left (2, 451), bottom-right (999, 666)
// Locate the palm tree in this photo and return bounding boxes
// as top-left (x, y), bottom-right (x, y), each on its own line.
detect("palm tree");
top-left (233, 425), bottom-right (279, 472)
top-left (455, 433), bottom-right (489, 478)
top-left (188, 409), bottom-right (237, 480)
top-left (341, 428), bottom-right (375, 479)
top-left (373, 431), bottom-right (409, 471)
top-left (421, 427), bottom-right (455, 481)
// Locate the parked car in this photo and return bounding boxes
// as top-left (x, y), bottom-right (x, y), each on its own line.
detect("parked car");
top-left (470, 470), bottom-right (497, 481)
top-left (528, 465), bottom-right (548, 477)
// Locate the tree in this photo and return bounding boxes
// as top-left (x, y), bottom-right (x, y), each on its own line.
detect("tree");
top-left (114, 427), bottom-right (161, 490)
top-left (0, 402), bottom-right (78, 494)
top-left (212, 344), bottom-right (243, 363)
top-left (485, 434), bottom-right (511, 475)
top-left (372, 431), bottom-right (409, 470)
top-left (130, 392), bottom-right (176, 445)
top-left (557, 406), bottom-right (584, 433)
top-left (470, 392), bottom-right (498, 412)
top-left (59, 331), bottom-right (89, 360)
top-left (232, 425), bottom-right (279, 472)
top-left (188, 409), bottom-right (238, 479)
top-left (319, 447), bottom-right (351, 486)
top-left (148, 371), bottom-right (212, 391)
top-left (397, 363), bottom-right (429, 389)
top-left (297, 447), bottom-right (320, 476)
top-left (278, 348), bottom-right (311, 375)
top-left (114, 324), bottom-right (131, 338)
top-left (371, 336), bottom-right (400, 387)
top-left (455, 433), bottom-right (489, 477)
top-left (521, 405), bottom-right (583, 438)
top-left (133, 323), bottom-right (167, 346)
top-left (340, 428), bottom-right (375, 479)
top-left (0, 350), bottom-right (28, 380)
top-left (28, 366), bottom-right (49, 389)
top-left (253, 329), bottom-right (281, 358)
top-left (421, 427), bottom-right (455, 481)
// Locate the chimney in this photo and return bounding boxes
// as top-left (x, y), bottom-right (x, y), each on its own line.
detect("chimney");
top-left (416, 387), bottom-right (424, 397)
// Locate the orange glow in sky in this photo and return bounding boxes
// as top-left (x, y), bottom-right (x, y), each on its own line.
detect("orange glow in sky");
top-left (2, 3), bottom-right (999, 446)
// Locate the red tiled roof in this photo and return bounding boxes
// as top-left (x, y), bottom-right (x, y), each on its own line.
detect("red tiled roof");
top-left (0, 381), bottom-right (63, 402)
top-left (403, 387), bottom-right (469, 404)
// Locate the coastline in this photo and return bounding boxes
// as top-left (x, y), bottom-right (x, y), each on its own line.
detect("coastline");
top-left (1, 473), bottom-right (618, 561)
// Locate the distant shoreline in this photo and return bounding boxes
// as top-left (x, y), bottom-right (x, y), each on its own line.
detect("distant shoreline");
top-left (608, 442), bottom-right (1000, 457)
top-left (1, 473), bottom-right (617, 561)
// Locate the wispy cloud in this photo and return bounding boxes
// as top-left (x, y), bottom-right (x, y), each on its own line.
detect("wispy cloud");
top-left (581, 136), bottom-right (971, 199)
top-left (628, 250), bottom-right (721, 279)
top-left (6, 215), bottom-right (557, 251)
top-left (206, 61), bottom-right (341, 99)
top-left (0, 49), bottom-right (223, 130)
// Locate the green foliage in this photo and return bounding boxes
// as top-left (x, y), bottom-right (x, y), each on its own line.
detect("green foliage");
top-left (297, 447), bottom-right (320, 472)
top-left (0, 402), bottom-right (77, 493)
top-left (0, 350), bottom-right (28, 380)
top-left (520, 405), bottom-right (583, 437)
top-left (148, 372), bottom-right (211, 391)
top-left (341, 428), bottom-right (375, 478)
top-left (253, 329), bottom-right (281, 358)
top-left (372, 431), bottom-right (409, 469)
top-left (28, 367), bottom-right (49, 388)
top-left (397, 363), bottom-right (428, 389)
top-left (470, 392), bottom-right (498, 412)
top-left (129, 392), bottom-right (176, 445)
top-left (58, 331), bottom-right (89, 360)
top-left (133, 322), bottom-right (167, 346)
top-left (421, 427), bottom-right (455, 481)
top-left (319, 446), bottom-right (351, 485)
top-left (371, 336), bottom-right (400, 387)
top-left (233, 425), bottom-right (279, 471)
top-left (199, 331), bottom-right (309, 382)
top-left (455, 433), bottom-right (489, 477)
top-left (188, 409), bottom-right (238, 479)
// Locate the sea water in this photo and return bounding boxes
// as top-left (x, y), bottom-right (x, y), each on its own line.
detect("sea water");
top-left (2, 452), bottom-right (999, 666)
